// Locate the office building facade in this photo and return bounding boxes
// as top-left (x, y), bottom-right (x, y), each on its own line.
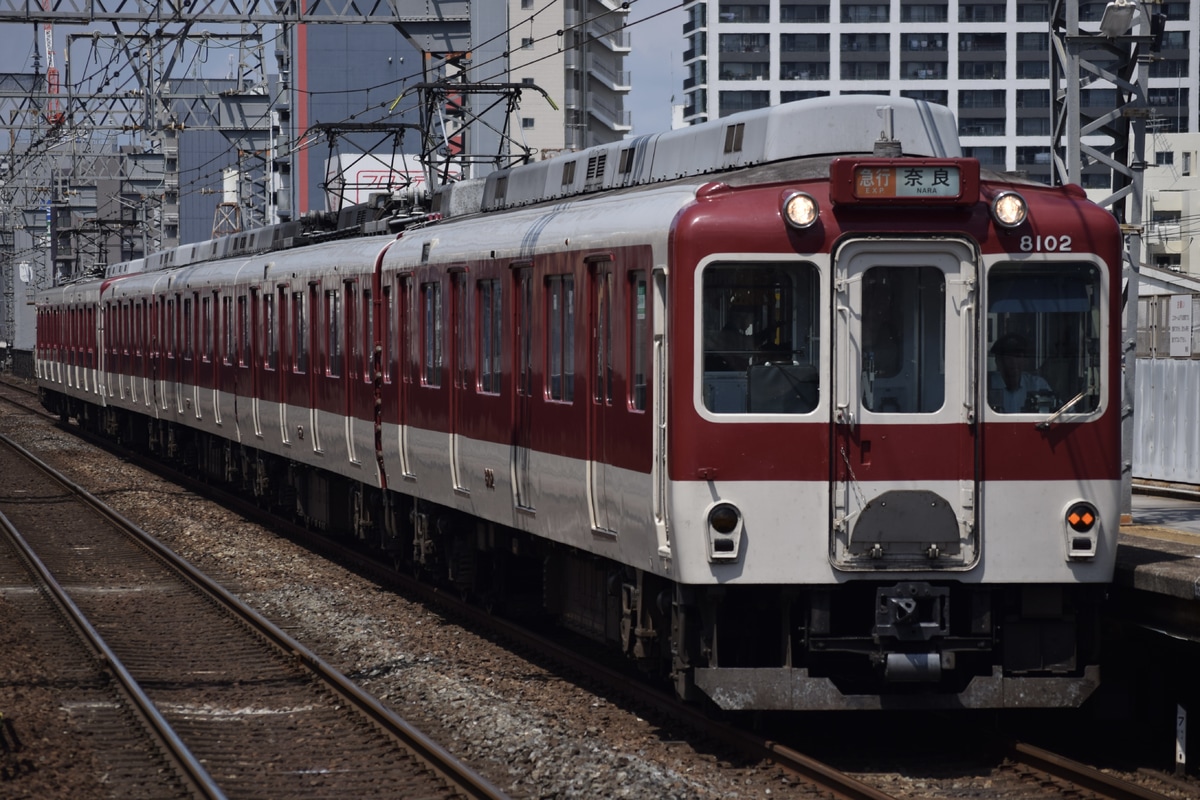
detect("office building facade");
top-left (508, 0), bottom-right (632, 159)
top-left (681, 0), bottom-right (1197, 186)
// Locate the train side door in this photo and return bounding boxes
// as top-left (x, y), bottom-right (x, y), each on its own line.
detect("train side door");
top-left (587, 257), bottom-right (616, 535)
top-left (511, 265), bottom-right (535, 510)
top-left (831, 238), bottom-right (978, 570)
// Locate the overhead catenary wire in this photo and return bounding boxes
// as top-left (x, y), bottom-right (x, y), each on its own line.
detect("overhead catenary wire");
top-left (3, 0), bottom-right (678, 259)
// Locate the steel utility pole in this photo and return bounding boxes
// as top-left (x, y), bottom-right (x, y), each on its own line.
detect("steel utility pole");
top-left (1051, 0), bottom-right (1160, 523)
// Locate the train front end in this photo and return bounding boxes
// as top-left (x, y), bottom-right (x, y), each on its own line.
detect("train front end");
top-left (666, 153), bottom-right (1122, 710)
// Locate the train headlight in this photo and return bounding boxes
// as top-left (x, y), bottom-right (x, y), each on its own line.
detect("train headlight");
top-left (783, 192), bottom-right (820, 229)
top-left (991, 191), bottom-right (1028, 228)
top-left (1064, 501), bottom-right (1099, 560)
top-left (706, 503), bottom-right (743, 562)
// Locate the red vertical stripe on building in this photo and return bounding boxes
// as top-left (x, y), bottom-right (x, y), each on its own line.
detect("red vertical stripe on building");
top-left (296, 11), bottom-right (309, 214)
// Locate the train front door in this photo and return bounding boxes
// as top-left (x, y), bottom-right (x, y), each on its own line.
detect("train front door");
top-left (831, 238), bottom-right (978, 571)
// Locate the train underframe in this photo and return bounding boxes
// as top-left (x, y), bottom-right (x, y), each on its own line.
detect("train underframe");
top-left (48, 391), bottom-right (1106, 712)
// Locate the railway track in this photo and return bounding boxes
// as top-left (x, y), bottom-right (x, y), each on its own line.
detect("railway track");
top-left (0, 428), bottom-right (508, 799)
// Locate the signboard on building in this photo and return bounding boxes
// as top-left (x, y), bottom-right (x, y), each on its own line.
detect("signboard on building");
top-left (1168, 294), bottom-right (1193, 357)
top-left (323, 153), bottom-right (440, 211)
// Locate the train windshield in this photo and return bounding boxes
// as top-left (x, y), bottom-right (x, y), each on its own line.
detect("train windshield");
top-left (701, 261), bottom-right (819, 414)
top-left (986, 262), bottom-right (1102, 415)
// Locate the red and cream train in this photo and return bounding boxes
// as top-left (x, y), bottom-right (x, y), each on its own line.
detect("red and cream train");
top-left (37, 96), bottom-right (1123, 710)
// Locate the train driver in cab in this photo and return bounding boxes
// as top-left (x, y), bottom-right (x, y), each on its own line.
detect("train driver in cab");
top-left (988, 332), bottom-right (1053, 413)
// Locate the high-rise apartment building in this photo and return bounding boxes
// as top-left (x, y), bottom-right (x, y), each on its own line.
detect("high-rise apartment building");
top-left (508, 0), bottom-right (632, 159)
top-left (681, 0), bottom-right (1196, 186)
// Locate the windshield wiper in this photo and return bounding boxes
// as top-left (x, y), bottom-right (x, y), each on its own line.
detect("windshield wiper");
top-left (1036, 389), bottom-right (1088, 430)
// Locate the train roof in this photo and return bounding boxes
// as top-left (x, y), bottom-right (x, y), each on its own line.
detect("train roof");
top-left (91, 95), bottom-right (963, 284)
top-left (433, 95), bottom-right (960, 218)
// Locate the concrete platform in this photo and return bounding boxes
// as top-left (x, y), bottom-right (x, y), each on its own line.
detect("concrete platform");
top-left (1114, 493), bottom-right (1200, 643)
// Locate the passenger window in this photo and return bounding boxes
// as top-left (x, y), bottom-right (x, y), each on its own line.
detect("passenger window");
top-left (422, 282), bottom-right (441, 387)
top-left (478, 279), bottom-right (502, 394)
top-left (238, 296), bottom-right (250, 367)
top-left (327, 290), bottom-right (342, 377)
top-left (294, 292), bottom-right (308, 374)
top-left (547, 274), bottom-right (575, 402)
top-left (701, 261), bottom-right (819, 414)
top-left (987, 263), bottom-right (1101, 415)
top-left (264, 293), bottom-right (277, 371)
top-left (860, 266), bottom-right (945, 414)
top-left (630, 272), bottom-right (648, 411)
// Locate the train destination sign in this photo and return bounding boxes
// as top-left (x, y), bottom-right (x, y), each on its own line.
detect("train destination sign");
top-left (852, 165), bottom-right (960, 198)
top-left (828, 158), bottom-right (980, 206)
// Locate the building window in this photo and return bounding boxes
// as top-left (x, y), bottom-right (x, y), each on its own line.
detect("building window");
top-left (719, 61), bottom-right (770, 80)
top-left (719, 33), bottom-right (769, 53)
top-left (718, 4), bottom-right (769, 23)
top-left (781, 33), bottom-right (829, 52)
top-left (960, 32), bottom-right (1006, 52)
top-left (901, 3), bottom-right (948, 22)
top-left (959, 89), bottom-right (1005, 109)
top-left (1156, 151), bottom-right (1175, 166)
top-left (901, 89), bottom-right (948, 104)
top-left (522, 117), bottom-right (535, 129)
top-left (1017, 89), bottom-right (1049, 109)
top-left (782, 90), bottom-right (830, 102)
top-left (781, 3), bottom-right (829, 22)
top-left (842, 61), bottom-right (890, 80)
top-left (841, 4), bottom-right (889, 22)
top-left (960, 118), bottom-right (1006, 136)
top-left (719, 90), bottom-right (770, 115)
top-left (521, 37), bottom-right (534, 50)
top-left (904, 62), bottom-right (946, 80)
top-left (1016, 32), bottom-right (1047, 51)
top-left (1017, 146), bottom-right (1051, 166)
top-left (1016, 117), bottom-right (1050, 136)
top-left (959, 60), bottom-right (1005, 80)
top-left (902, 33), bottom-right (946, 51)
top-left (959, 3), bottom-right (1005, 21)
top-left (963, 146), bottom-right (1005, 167)
top-left (782, 62), bottom-right (829, 80)
top-left (1018, 61), bottom-right (1050, 79)
top-left (842, 33), bottom-right (889, 52)
top-left (1017, 2), bottom-right (1050, 21)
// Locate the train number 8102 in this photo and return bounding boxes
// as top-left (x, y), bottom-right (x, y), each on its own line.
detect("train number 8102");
top-left (1019, 234), bottom-right (1073, 252)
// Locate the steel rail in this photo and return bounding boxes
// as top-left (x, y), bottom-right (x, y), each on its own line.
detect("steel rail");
top-left (0, 429), bottom-right (511, 800)
top-left (0, 436), bottom-right (227, 799)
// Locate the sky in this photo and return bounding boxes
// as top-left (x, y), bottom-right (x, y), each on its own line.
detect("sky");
top-left (624, 2), bottom-right (687, 136)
